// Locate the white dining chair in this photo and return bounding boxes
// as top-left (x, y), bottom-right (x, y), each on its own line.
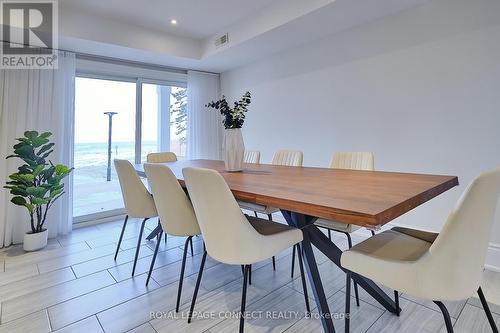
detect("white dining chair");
top-left (238, 150), bottom-right (303, 221)
top-left (308, 152), bottom-right (375, 305)
top-left (146, 152), bottom-right (178, 243)
top-left (183, 167), bottom-right (310, 333)
top-left (146, 152), bottom-right (178, 163)
top-left (114, 159), bottom-right (158, 276)
top-left (271, 150), bottom-right (303, 166)
top-left (244, 150), bottom-right (260, 164)
top-left (315, 152), bottom-right (375, 240)
top-left (341, 167), bottom-right (500, 333)
top-left (144, 163), bottom-right (202, 312)
top-left (238, 150), bottom-right (303, 271)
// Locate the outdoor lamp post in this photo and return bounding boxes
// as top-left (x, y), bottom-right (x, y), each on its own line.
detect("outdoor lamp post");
top-left (104, 112), bottom-right (118, 181)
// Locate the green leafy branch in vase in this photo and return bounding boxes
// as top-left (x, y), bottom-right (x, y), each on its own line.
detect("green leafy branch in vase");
top-left (4, 131), bottom-right (73, 234)
top-left (206, 91), bottom-right (251, 129)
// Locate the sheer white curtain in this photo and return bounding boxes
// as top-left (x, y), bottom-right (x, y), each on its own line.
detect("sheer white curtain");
top-left (0, 51), bottom-right (76, 247)
top-left (186, 70), bottom-right (223, 159)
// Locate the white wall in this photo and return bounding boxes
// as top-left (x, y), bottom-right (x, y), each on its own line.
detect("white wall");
top-left (221, 0), bottom-right (500, 269)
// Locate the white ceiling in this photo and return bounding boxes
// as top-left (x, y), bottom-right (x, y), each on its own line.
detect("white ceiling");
top-left (60, 0), bottom-right (275, 40)
top-left (56, 0), bottom-right (429, 72)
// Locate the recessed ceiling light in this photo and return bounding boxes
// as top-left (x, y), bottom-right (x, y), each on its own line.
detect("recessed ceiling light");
top-left (170, 19), bottom-right (177, 25)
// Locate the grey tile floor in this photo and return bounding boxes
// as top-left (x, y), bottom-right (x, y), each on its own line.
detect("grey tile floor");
top-left (0, 216), bottom-right (498, 333)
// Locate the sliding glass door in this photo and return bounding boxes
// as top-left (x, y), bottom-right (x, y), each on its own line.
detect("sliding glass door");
top-left (73, 76), bottom-right (187, 221)
top-left (140, 84), bottom-right (187, 162)
top-left (73, 77), bottom-right (136, 219)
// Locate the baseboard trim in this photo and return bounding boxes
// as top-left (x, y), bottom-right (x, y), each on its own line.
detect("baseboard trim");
top-left (486, 243), bottom-right (500, 272)
top-left (73, 213), bottom-right (127, 229)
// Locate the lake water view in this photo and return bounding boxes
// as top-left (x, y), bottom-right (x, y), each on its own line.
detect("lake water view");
top-left (73, 140), bottom-right (185, 217)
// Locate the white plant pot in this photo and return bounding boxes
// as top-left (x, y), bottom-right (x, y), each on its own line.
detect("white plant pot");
top-left (23, 229), bottom-right (48, 251)
top-left (224, 128), bottom-right (245, 172)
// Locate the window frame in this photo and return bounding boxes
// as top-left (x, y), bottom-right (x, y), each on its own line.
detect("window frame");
top-left (136, 79), bottom-right (187, 164)
top-left (73, 60), bottom-right (187, 223)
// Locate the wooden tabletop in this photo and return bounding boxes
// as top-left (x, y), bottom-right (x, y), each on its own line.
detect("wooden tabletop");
top-left (135, 159), bottom-right (458, 227)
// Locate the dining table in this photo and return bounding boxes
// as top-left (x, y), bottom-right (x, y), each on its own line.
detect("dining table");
top-left (135, 159), bottom-right (459, 333)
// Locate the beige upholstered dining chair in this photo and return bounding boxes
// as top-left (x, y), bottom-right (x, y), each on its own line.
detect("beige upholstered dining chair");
top-left (238, 150), bottom-right (304, 270)
top-left (244, 150), bottom-right (260, 164)
top-left (146, 152), bottom-right (178, 163)
top-left (144, 164), bottom-right (202, 312)
top-left (271, 150), bottom-right (303, 166)
top-left (183, 167), bottom-right (310, 333)
top-left (113, 159), bottom-right (158, 276)
top-left (309, 152), bottom-right (375, 305)
top-left (238, 150), bottom-right (303, 218)
top-left (146, 152), bottom-right (178, 243)
top-left (330, 152), bottom-right (374, 170)
top-left (341, 167), bottom-right (500, 333)
top-left (315, 152), bottom-right (375, 238)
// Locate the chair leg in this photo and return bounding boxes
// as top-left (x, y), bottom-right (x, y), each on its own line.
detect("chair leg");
top-left (254, 211), bottom-right (258, 218)
top-left (241, 265), bottom-right (252, 285)
top-left (157, 219), bottom-right (167, 244)
top-left (394, 290), bottom-right (400, 316)
top-left (176, 236), bottom-right (192, 312)
top-left (146, 231), bottom-right (162, 286)
top-left (345, 233), bottom-right (360, 307)
top-left (345, 230), bottom-right (353, 247)
top-left (434, 301), bottom-right (454, 333)
top-left (240, 265), bottom-right (250, 333)
top-left (328, 229), bottom-right (332, 240)
top-left (345, 272), bottom-right (351, 333)
top-left (353, 279), bottom-right (360, 307)
top-left (267, 214), bottom-right (276, 271)
top-left (114, 215), bottom-right (128, 260)
top-left (156, 221), bottom-right (161, 241)
top-left (477, 287), bottom-right (499, 333)
top-left (188, 250), bottom-right (207, 323)
top-left (132, 218), bottom-right (148, 277)
top-left (164, 225), bottom-right (167, 244)
top-left (189, 237), bottom-right (194, 257)
top-left (296, 243), bottom-right (311, 314)
top-left (291, 244), bottom-right (296, 278)
top-left (370, 230), bottom-right (375, 236)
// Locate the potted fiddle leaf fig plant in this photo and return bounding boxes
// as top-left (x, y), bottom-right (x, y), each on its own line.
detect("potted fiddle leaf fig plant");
top-left (206, 91), bottom-right (251, 172)
top-left (4, 131), bottom-right (73, 251)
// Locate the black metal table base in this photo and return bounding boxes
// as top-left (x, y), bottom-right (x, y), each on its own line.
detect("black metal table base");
top-left (281, 210), bottom-right (400, 333)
